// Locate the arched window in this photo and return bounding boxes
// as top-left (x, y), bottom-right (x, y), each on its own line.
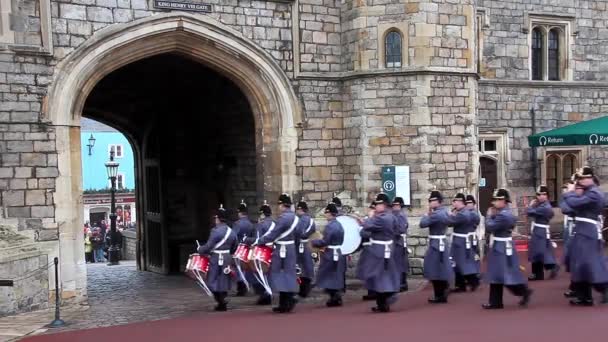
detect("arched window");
top-left (548, 29), bottom-right (560, 80)
top-left (385, 31), bottom-right (402, 68)
top-left (531, 27), bottom-right (543, 80)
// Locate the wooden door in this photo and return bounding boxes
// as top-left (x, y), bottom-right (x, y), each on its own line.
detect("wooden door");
top-left (142, 124), bottom-right (168, 274)
top-left (479, 156), bottom-right (498, 217)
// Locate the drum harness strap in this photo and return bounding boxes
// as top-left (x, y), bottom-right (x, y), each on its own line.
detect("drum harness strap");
top-left (574, 217), bottom-right (603, 240)
top-left (299, 218), bottom-right (315, 253)
top-left (212, 227), bottom-right (233, 267)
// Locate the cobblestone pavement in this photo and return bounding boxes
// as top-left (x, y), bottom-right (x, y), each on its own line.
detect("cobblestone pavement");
top-left (1, 261), bottom-right (426, 341)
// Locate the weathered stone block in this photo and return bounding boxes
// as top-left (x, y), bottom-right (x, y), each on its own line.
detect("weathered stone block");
top-left (21, 153), bottom-right (46, 167)
top-left (26, 190), bottom-right (46, 206)
top-left (87, 7), bottom-right (114, 23)
top-left (35, 167), bottom-right (59, 178)
top-left (2, 190), bottom-right (25, 206)
top-left (31, 206), bottom-right (54, 218)
top-left (60, 4), bottom-right (87, 20)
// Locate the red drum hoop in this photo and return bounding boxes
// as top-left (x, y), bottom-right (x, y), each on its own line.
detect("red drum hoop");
top-left (253, 245), bottom-right (273, 272)
top-left (234, 243), bottom-right (251, 263)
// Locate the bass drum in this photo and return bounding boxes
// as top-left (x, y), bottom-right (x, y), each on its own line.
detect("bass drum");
top-left (336, 215), bottom-right (362, 255)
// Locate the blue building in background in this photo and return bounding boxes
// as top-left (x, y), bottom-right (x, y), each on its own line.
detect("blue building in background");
top-left (81, 118), bottom-right (135, 191)
top-left (81, 118), bottom-right (137, 228)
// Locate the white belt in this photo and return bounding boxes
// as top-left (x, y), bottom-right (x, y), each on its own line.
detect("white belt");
top-left (328, 245), bottom-right (341, 261)
top-left (453, 233), bottom-right (470, 249)
top-left (532, 222), bottom-right (551, 240)
top-left (490, 235), bottom-right (513, 256)
top-left (299, 239), bottom-right (309, 253)
top-left (400, 234), bottom-right (408, 248)
top-left (574, 217), bottom-right (603, 240)
top-left (370, 239), bottom-right (393, 259)
top-left (566, 217), bottom-right (574, 221)
top-left (429, 235), bottom-right (446, 252)
top-left (362, 242), bottom-right (371, 246)
top-left (275, 240), bottom-right (294, 258)
top-left (213, 249), bottom-right (231, 266)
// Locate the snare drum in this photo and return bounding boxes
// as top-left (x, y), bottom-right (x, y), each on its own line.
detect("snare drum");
top-left (188, 253), bottom-right (210, 275)
top-left (234, 243), bottom-right (251, 263)
top-left (253, 245), bottom-right (273, 272)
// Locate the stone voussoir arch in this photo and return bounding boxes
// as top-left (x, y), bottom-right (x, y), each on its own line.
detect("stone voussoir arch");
top-left (45, 12), bottom-right (302, 296)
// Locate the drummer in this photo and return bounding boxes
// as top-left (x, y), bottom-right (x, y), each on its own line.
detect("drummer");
top-left (311, 203), bottom-right (346, 307)
top-left (448, 193), bottom-right (478, 293)
top-left (197, 205), bottom-right (238, 311)
top-left (358, 201), bottom-right (378, 301)
top-left (245, 201), bottom-right (275, 306)
top-left (256, 194), bottom-right (300, 313)
top-left (232, 200), bottom-right (255, 296)
top-left (420, 190), bottom-right (452, 304)
top-left (358, 193), bottom-right (400, 313)
top-left (295, 199), bottom-right (316, 298)
top-left (465, 195), bottom-right (481, 283)
top-left (391, 197), bottom-right (410, 292)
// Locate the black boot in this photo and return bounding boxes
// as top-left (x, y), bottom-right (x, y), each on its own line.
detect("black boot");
top-left (467, 274), bottom-right (480, 292)
top-left (236, 281), bottom-right (248, 297)
top-left (273, 292), bottom-right (289, 313)
top-left (299, 277), bottom-right (312, 298)
top-left (569, 282), bottom-right (593, 306)
top-left (428, 281), bottom-right (448, 303)
top-left (528, 262), bottom-right (544, 281)
top-left (256, 293), bottom-right (272, 305)
top-left (564, 282), bottom-right (577, 298)
top-left (362, 290), bottom-right (377, 301)
top-left (518, 288), bottom-right (533, 307)
top-left (326, 290), bottom-right (343, 307)
top-left (548, 264), bottom-right (560, 280)
top-left (452, 271), bottom-right (467, 293)
top-left (372, 293), bottom-right (390, 313)
top-left (482, 284), bottom-right (504, 309)
top-left (213, 292), bottom-right (228, 312)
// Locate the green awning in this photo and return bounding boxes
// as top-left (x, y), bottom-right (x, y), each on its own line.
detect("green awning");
top-left (528, 116), bottom-right (608, 147)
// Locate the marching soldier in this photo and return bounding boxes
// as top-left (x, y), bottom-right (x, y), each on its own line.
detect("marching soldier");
top-left (232, 200), bottom-right (255, 296)
top-left (527, 186), bottom-right (559, 281)
top-left (358, 193), bottom-right (400, 312)
top-left (256, 194), bottom-right (300, 313)
top-left (420, 190), bottom-right (453, 303)
top-left (392, 197), bottom-right (410, 292)
top-left (245, 201), bottom-right (274, 305)
top-left (560, 181), bottom-right (577, 298)
top-left (483, 189), bottom-right (533, 309)
top-left (449, 193), bottom-right (479, 292)
top-left (311, 203), bottom-right (346, 307)
top-left (562, 166), bottom-right (608, 306)
top-left (359, 201), bottom-right (378, 301)
top-left (295, 199), bottom-right (316, 298)
top-left (197, 205), bottom-right (238, 311)
top-left (465, 195), bottom-right (482, 271)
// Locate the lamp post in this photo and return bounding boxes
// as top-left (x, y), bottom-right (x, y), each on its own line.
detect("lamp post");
top-left (86, 134), bottom-right (96, 155)
top-left (105, 150), bottom-right (120, 266)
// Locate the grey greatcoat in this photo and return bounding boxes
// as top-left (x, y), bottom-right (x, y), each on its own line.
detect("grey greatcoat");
top-left (559, 198), bottom-right (575, 271)
top-left (448, 208), bottom-right (478, 276)
top-left (258, 210), bottom-right (300, 293)
top-left (197, 223), bottom-right (238, 292)
top-left (357, 211), bottom-right (400, 293)
top-left (232, 216), bottom-right (255, 282)
top-left (245, 217), bottom-right (275, 294)
top-left (562, 186), bottom-right (608, 284)
top-left (295, 213), bottom-right (316, 280)
top-left (526, 201), bottom-right (557, 265)
top-left (312, 218), bottom-right (346, 290)
top-left (484, 206), bottom-right (526, 285)
top-left (392, 209), bottom-right (410, 275)
top-left (420, 207), bottom-right (453, 281)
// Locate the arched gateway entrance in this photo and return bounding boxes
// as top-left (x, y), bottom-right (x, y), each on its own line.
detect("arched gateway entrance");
top-left (46, 14), bottom-right (301, 291)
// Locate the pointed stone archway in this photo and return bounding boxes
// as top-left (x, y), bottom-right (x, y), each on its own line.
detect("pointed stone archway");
top-left (45, 13), bottom-right (301, 299)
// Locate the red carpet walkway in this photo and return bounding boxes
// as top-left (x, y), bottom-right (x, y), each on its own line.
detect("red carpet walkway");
top-left (23, 271), bottom-right (608, 342)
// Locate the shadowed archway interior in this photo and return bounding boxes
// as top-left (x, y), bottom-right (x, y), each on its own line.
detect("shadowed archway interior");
top-left (84, 53), bottom-right (257, 273)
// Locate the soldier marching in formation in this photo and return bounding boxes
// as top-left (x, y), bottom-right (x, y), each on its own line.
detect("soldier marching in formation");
top-left (449, 193), bottom-right (480, 293)
top-left (483, 189), bottom-right (533, 309)
top-left (190, 170), bottom-right (607, 312)
top-left (420, 190), bottom-right (453, 303)
top-left (527, 186), bottom-right (559, 281)
top-left (311, 203), bottom-right (346, 307)
top-left (391, 197), bottom-right (410, 292)
top-left (295, 199), bottom-right (316, 298)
